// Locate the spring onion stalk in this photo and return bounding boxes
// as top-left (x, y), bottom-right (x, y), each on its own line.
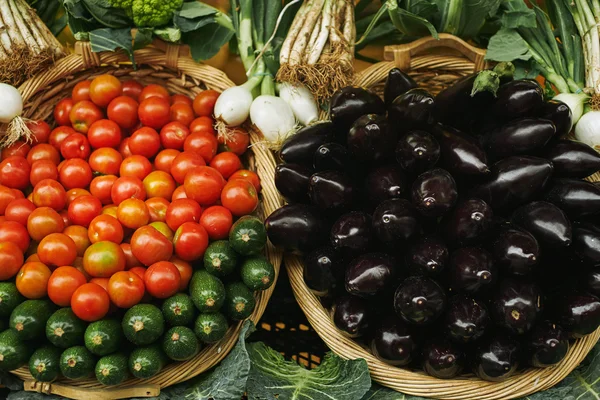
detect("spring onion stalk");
top-left (251, 75), bottom-right (296, 145)
top-left (553, 93), bottom-right (588, 125)
top-left (279, 82), bottom-right (319, 126)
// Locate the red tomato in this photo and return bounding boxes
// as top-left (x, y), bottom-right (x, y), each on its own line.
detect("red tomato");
top-left (130, 225), bottom-right (173, 266)
top-left (149, 221), bottom-right (173, 241)
top-left (160, 121), bottom-right (190, 150)
top-left (143, 171), bottom-right (176, 200)
top-left (0, 185), bottom-right (16, 215)
top-left (72, 80), bottom-right (91, 102)
top-left (139, 84), bottom-right (169, 102)
top-left (218, 127), bottom-right (250, 155)
top-left (221, 179), bottom-right (259, 216)
top-left (28, 143), bottom-right (61, 165)
top-left (30, 160), bottom-right (58, 187)
top-left (189, 116), bottom-right (216, 135)
top-left (170, 256), bottom-right (192, 290)
top-left (68, 195), bottom-right (102, 227)
top-left (184, 132), bottom-right (218, 162)
top-left (27, 207), bottom-right (64, 241)
top-left (200, 205), bottom-right (233, 240)
top-left (117, 198), bottom-right (150, 229)
top-left (32, 179), bottom-right (67, 211)
top-left (0, 220), bottom-right (29, 252)
top-left (87, 119), bottom-right (122, 149)
top-left (63, 225), bottom-right (91, 257)
top-left (37, 233), bottom-right (78, 268)
top-left (27, 121), bottom-right (51, 144)
top-left (145, 261), bottom-right (180, 298)
top-left (16, 262), bottom-right (51, 299)
top-left (90, 175), bottom-right (117, 205)
top-left (122, 80), bottom-right (144, 100)
top-left (69, 101), bottom-right (104, 134)
top-left (165, 199), bottom-right (202, 231)
top-left (66, 188), bottom-right (91, 206)
top-left (108, 271), bottom-right (145, 308)
top-left (129, 266), bottom-right (147, 280)
top-left (170, 152), bottom-right (205, 185)
top-left (119, 137), bottom-right (133, 158)
top-left (120, 242), bottom-right (141, 269)
top-left (5, 199), bottom-right (35, 226)
top-left (60, 133), bottom-right (91, 160)
top-left (49, 127), bottom-right (76, 152)
top-left (59, 158), bottom-right (93, 190)
top-left (101, 205), bottom-right (118, 218)
top-left (184, 166), bottom-right (225, 206)
top-left (139, 97), bottom-right (171, 130)
top-left (193, 90), bottom-right (219, 117)
top-left (129, 127), bottom-right (161, 158)
top-left (146, 197), bottom-right (170, 223)
top-left (2, 141), bottom-right (31, 159)
top-left (229, 169), bottom-right (261, 192)
top-left (107, 95), bottom-right (139, 129)
top-left (119, 155), bottom-right (152, 181)
top-left (173, 222), bottom-right (209, 261)
top-left (0, 156), bottom-right (30, 190)
top-left (10, 190), bottom-right (23, 200)
top-left (170, 103), bottom-right (195, 127)
top-left (54, 98), bottom-right (74, 126)
top-left (171, 186), bottom-right (188, 201)
top-left (209, 152), bottom-right (242, 179)
top-left (47, 266), bottom-right (87, 306)
top-left (83, 241), bottom-right (126, 278)
top-left (0, 242), bottom-right (24, 280)
top-left (89, 75), bottom-right (123, 107)
top-left (71, 283), bottom-right (110, 321)
top-left (111, 176), bottom-right (146, 205)
top-left (89, 147), bottom-right (122, 175)
top-left (60, 209), bottom-right (71, 228)
top-left (171, 94), bottom-right (192, 106)
top-left (154, 149), bottom-right (180, 173)
top-left (88, 214), bottom-right (124, 244)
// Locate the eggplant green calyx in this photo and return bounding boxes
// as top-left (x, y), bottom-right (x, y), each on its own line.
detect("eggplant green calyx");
top-left (471, 70), bottom-right (500, 97)
top-left (493, 62), bottom-right (515, 81)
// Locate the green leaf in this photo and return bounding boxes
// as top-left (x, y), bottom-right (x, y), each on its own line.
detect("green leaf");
top-left (7, 392), bottom-right (62, 400)
top-left (434, 0), bottom-right (500, 39)
top-left (154, 27), bottom-right (182, 42)
top-left (402, 0), bottom-right (438, 20)
top-left (361, 384), bottom-right (430, 399)
top-left (177, 1), bottom-right (218, 19)
top-left (485, 28), bottom-right (531, 61)
top-left (81, 0), bottom-right (132, 28)
top-left (498, 0), bottom-right (536, 29)
top-left (246, 344), bottom-right (372, 400)
top-left (388, 1), bottom-right (438, 39)
top-left (173, 13), bottom-right (216, 33)
top-left (89, 27), bottom-right (134, 62)
top-left (61, 0), bottom-right (100, 35)
top-left (182, 22), bottom-right (234, 61)
top-left (28, 0), bottom-right (68, 35)
top-left (0, 372), bottom-right (23, 391)
top-left (134, 27), bottom-right (153, 50)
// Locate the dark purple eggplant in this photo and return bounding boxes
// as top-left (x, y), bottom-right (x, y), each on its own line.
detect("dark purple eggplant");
top-left (345, 253), bottom-right (395, 297)
top-left (442, 199), bottom-right (494, 247)
top-left (526, 321), bottom-right (569, 367)
top-left (481, 118), bottom-right (555, 159)
top-left (572, 223), bottom-right (600, 266)
top-left (448, 247), bottom-right (496, 294)
top-left (372, 199), bottom-right (420, 246)
top-left (491, 79), bottom-right (544, 120)
top-left (280, 122), bottom-right (334, 166)
top-left (388, 89), bottom-right (435, 132)
top-left (265, 204), bottom-right (328, 253)
top-left (411, 168), bottom-right (458, 217)
top-left (434, 125), bottom-right (490, 176)
top-left (394, 276), bottom-right (446, 325)
top-left (422, 338), bottom-right (465, 379)
top-left (364, 165), bottom-right (408, 207)
top-left (543, 140), bottom-right (600, 178)
top-left (491, 226), bottom-right (539, 276)
top-left (582, 270), bottom-right (600, 297)
top-left (539, 99), bottom-right (573, 138)
top-left (303, 247), bottom-right (341, 295)
top-left (444, 295), bottom-right (489, 343)
top-left (553, 292), bottom-right (600, 338)
top-left (384, 68), bottom-right (418, 107)
top-left (473, 335), bottom-right (520, 382)
top-left (330, 211), bottom-right (371, 255)
top-left (308, 171), bottom-right (354, 211)
top-left (331, 295), bottom-right (371, 337)
top-left (313, 143), bottom-right (350, 171)
top-left (370, 316), bottom-right (416, 366)
top-left (491, 279), bottom-right (543, 335)
top-left (347, 114), bottom-right (398, 163)
top-left (511, 201), bottom-right (572, 247)
top-left (274, 163), bottom-right (312, 203)
top-left (469, 156), bottom-right (554, 212)
top-left (405, 236), bottom-right (449, 277)
top-left (330, 87), bottom-right (385, 132)
top-left (544, 179), bottom-right (600, 218)
top-left (395, 130), bottom-right (440, 174)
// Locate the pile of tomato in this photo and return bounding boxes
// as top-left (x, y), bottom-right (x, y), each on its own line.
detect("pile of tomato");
top-left (0, 74), bottom-right (261, 322)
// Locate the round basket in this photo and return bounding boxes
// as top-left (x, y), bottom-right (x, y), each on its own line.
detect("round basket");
top-left (7, 39), bottom-right (283, 399)
top-left (286, 33), bottom-right (600, 400)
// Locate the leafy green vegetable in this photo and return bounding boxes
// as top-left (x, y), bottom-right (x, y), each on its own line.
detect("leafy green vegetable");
top-left (183, 23), bottom-right (235, 62)
top-left (485, 28), bottom-right (531, 61)
top-left (388, 0), bottom-right (438, 39)
top-left (88, 27), bottom-right (133, 60)
top-left (361, 384), bottom-right (429, 400)
top-left (154, 27), bottom-right (181, 42)
top-left (84, 0), bottom-right (131, 28)
top-left (134, 28), bottom-right (154, 50)
top-left (27, 0), bottom-right (68, 36)
top-left (0, 371), bottom-right (23, 391)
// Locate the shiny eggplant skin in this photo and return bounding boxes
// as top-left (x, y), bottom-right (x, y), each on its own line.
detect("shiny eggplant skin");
top-left (473, 335), bottom-right (520, 382)
top-left (394, 276), bottom-right (446, 325)
top-left (448, 247), bottom-right (497, 294)
top-left (442, 199), bottom-right (494, 247)
top-left (481, 118), bottom-right (555, 159)
top-left (388, 89), bottom-right (435, 132)
top-left (572, 223), bottom-right (600, 266)
top-left (395, 130), bottom-right (440, 174)
top-left (364, 165), bottom-right (408, 208)
top-left (331, 295), bottom-right (371, 337)
top-left (469, 156), bottom-right (554, 212)
top-left (347, 114), bottom-right (398, 163)
top-left (406, 235), bottom-right (449, 276)
top-left (491, 79), bottom-right (544, 120)
top-left (274, 163), bottom-right (312, 203)
top-left (491, 226), bottom-right (540, 276)
top-left (491, 279), bottom-right (543, 335)
top-left (371, 316), bottom-right (416, 366)
top-left (434, 126), bottom-right (490, 176)
top-left (544, 179), bottom-right (600, 218)
top-left (539, 99), bottom-right (573, 138)
top-left (511, 201), bottom-right (572, 247)
top-left (308, 171), bottom-right (354, 211)
top-left (280, 122), bottom-right (335, 166)
top-left (330, 87), bottom-right (386, 132)
top-left (303, 247), bottom-right (341, 295)
top-left (345, 253), bottom-right (395, 297)
top-left (422, 338), bottom-right (465, 379)
top-left (582, 270), bottom-right (600, 297)
top-left (385, 68), bottom-right (418, 107)
top-left (313, 143), bottom-right (350, 171)
top-left (265, 204), bottom-right (328, 253)
top-left (543, 140), bottom-right (600, 178)
top-left (411, 168), bottom-right (458, 217)
top-left (330, 211), bottom-right (372, 255)
top-left (526, 321), bottom-right (569, 367)
top-left (553, 292), bottom-right (600, 338)
top-left (444, 295), bottom-right (489, 343)
top-left (372, 199), bottom-right (420, 246)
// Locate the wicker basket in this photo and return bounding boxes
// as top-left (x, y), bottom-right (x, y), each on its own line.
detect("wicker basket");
top-left (7, 39), bottom-right (283, 399)
top-left (286, 33), bottom-right (600, 400)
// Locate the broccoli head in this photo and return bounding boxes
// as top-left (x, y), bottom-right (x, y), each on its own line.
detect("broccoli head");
top-left (109, 0), bottom-right (183, 28)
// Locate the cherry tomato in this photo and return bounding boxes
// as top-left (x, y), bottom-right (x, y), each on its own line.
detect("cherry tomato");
top-left (27, 207), bottom-right (64, 241)
top-left (120, 242), bottom-right (141, 269)
top-left (143, 171), bottom-right (176, 200)
top-left (107, 95), bottom-right (139, 129)
top-left (154, 149), bottom-right (180, 173)
top-left (10, 190), bottom-right (23, 200)
top-left (89, 75), bottom-right (123, 107)
top-left (2, 141), bottom-right (30, 159)
top-left (47, 266), bottom-right (87, 307)
top-left (16, 262), bottom-right (51, 299)
top-left (170, 256), bottom-right (192, 291)
top-left (111, 176), bottom-right (146, 205)
top-left (171, 186), bottom-right (188, 201)
top-left (59, 158), bottom-right (93, 190)
top-left (221, 179), bottom-right (258, 216)
top-left (200, 205), bottom-right (233, 240)
top-left (60, 133), bottom-right (91, 160)
top-left (173, 222), bottom-right (209, 261)
top-left (165, 199), bottom-right (202, 231)
top-left (72, 80), bottom-right (91, 102)
top-left (89, 147), bottom-right (122, 175)
top-left (218, 127), bottom-right (250, 155)
top-left (0, 220), bottom-right (29, 253)
top-left (68, 195), bottom-right (102, 227)
top-left (193, 90), bottom-right (219, 117)
top-left (119, 137), bottom-right (133, 158)
top-left (122, 80), bottom-right (144, 100)
top-left (5, 199), bottom-right (35, 226)
top-left (28, 143), bottom-right (61, 165)
top-left (69, 100), bottom-right (104, 134)
top-left (0, 185), bottom-right (16, 215)
top-left (130, 225), bottom-right (173, 266)
top-left (37, 233), bottom-right (78, 268)
top-left (87, 119), bottom-right (122, 149)
top-left (101, 205), bottom-right (118, 218)
top-left (54, 98), bottom-right (74, 126)
top-left (119, 155), bottom-right (152, 181)
top-left (27, 121), bottom-right (51, 144)
top-left (108, 271), bottom-right (145, 308)
top-left (184, 166), bottom-right (225, 206)
top-left (129, 127), bottom-right (161, 158)
top-left (139, 84), bottom-right (169, 102)
top-left (60, 209), bottom-right (72, 228)
top-left (29, 160), bottom-right (58, 187)
top-left (189, 116), bottom-right (216, 135)
top-left (209, 152), bottom-right (242, 179)
top-left (0, 156), bottom-right (30, 190)
top-left (160, 121), bottom-right (190, 150)
top-left (71, 283), bottom-right (110, 321)
top-left (145, 261), bottom-right (180, 298)
top-left (90, 175), bottom-right (117, 205)
top-left (171, 94), bottom-right (192, 106)
top-left (66, 188), bottom-right (91, 205)
top-left (230, 169), bottom-right (261, 192)
top-left (184, 131), bottom-right (218, 162)
top-left (129, 266), bottom-right (147, 280)
top-left (170, 152), bottom-right (205, 185)
top-left (83, 241), bottom-right (126, 278)
top-left (138, 96), bottom-right (171, 130)
top-left (170, 103), bottom-right (195, 127)
top-left (32, 179), bottom-right (67, 210)
top-left (0, 242), bottom-right (24, 280)
top-left (88, 214), bottom-right (124, 244)
top-left (149, 221), bottom-right (173, 241)
top-left (63, 225), bottom-right (91, 257)
top-left (117, 198), bottom-right (150, 229)
top-left (144, 197), bottom-right (169, 223)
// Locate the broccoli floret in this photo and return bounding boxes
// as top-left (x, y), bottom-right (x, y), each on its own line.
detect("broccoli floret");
top-left (108, 0), bottom-right (133, 9)
top-left (131, 0), bottom-right (183, 27)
